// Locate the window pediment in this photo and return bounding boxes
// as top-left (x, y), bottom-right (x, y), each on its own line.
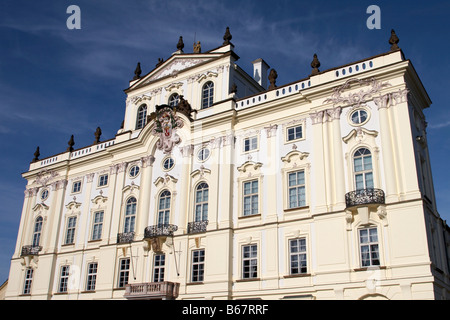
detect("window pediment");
top-left (237, 161), bottom-right (263, 173)
top-left (281, 150), bottom-right (309, 165)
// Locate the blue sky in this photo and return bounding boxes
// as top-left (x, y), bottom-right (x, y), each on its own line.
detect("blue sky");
top-left (0, 0), bottom-right (449, 283)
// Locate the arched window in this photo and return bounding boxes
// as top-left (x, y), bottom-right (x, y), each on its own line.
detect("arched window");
top-left (136, 104), bottom-right (147, 129)
top-left (168, 94), bottom-right (180, 107)
top-left (158, 190), bottom-right (171, 226)
top-left (124, 197), bottom-right (137, 233)
top-left (195, 183), bottom-right (209, 222)
top-left (353, 148), bottom-right (373, 190)
top-left (32, 217), bottom-right (43, 247)
top-left (202, 82), bottom-right (214, 109)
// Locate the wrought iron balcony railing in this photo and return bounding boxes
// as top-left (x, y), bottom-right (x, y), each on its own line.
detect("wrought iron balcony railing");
top-left (124, 281), bottom-right (180, 300)
top-left (117, 232), bottom-right (135, 244)
top-left (21, 245), bottom-right (42, 257)
top-left (345, 188), bottom-right (385, 208)
top-left (144, 224), bottom-right (178, 239)
top-left (187, 220), bottom-right (208, 234)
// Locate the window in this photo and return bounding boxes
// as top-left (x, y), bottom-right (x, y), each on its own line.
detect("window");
top-left (32, 216), bottom-right (43, 247)
top-left (243, 180), bottom-right (258, 216)
top-left (91, 211), bottom-right (104, 241)
top-left (242, 244), bottom-right (258, 279)
top-left (197, 148), bottom-right (210, 162)
top-left (286, 125), bottom-right (303, 142)
top-left (163, 157), bottom-right (174, 171)
top-left (72, 181), bottom-right (81, 193)
top-left (136, 104), bottom-right (147, 129)
top-left (168, 93), bottom-right (180, 107)
top-left (23, 268), bottom-right (33, 295)
top-left (289, 238), bottom-right (307, 275)
top-left (202, 81), bottom-right (214, 109)
top-left (195, 183), bottom-right (209, 222)
top-left (65, 216), bottom-right (77, 245)
top-left (129, 165), bottom-right (140, 178)
top-left (243, 136), bottom-right (258, 152)
top-left (98, 174), bottom-right (108, 187)
top-left (86, 262), bottom-right (98, 291)
top-left (153, 254), bottom-right (165, 282)
top-left (58, 265), bottom-right (70, 293)
top-left (118, 258), bottom-right (130, 288)
top-left (350, 109), bottom-right (368, 125)
top-left (191, 249), bottom-right (205, 282)
top-left (288, 170), bottom-right (306, 208)
top-left (40, 189), bottom-right (49, 201)
top-left (124, 197), bottom-right (137, 233)
top-left (353, 148), bottom-right (373, 190)
top-left (158, 190), bottom-right (171, 225)
top-left (359, 227), bottom-right (380, 267)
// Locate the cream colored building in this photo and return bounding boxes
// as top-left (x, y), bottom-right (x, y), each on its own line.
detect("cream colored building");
top-left (5, 28), bottom-right (450, 300)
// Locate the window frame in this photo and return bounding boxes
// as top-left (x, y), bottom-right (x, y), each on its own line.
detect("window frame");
top-left (285, 124), bottom-right (304, 143)
top-left (23, 267), bottom-right (34, 295)
top-left (358, 226), bottom-right (381, 267)
top-left (168, 93), bottom-right (180, 107)
top-left (64, 216), bottom-right (77, 245)
top-left (289, 238), bottom-right (308, 275)
top-left (242, 179), bottom-right (259, 216)
top-left (32, 216), bottom-right (43, 247)
top-left (124, 197), bottom-right (137, 233)
top-left (241, 244), bottom-right (258, 279)
top-left (118, 258), bottom-right (130, 288)
top-left (136, 104), bottom-right (148, 130)
top-left (40, 188), bottom-right (49, 201)
top-left (71, 180), bottom-right (82, 194)
top-left (128, 165), bottom-right (140, 178)
top-left (287, 170), bottom-right (306, 209)
top-left (91, 211), bottom-right (104, 241)
top-left (194, 182), bottom-right (209, 222)
top-left (157, 190), bottom-right (171, 226)
top-left (86, 262), bottom-right (98, 292)
top-left (58, 265), bottom-right (70, 293)
top-left (201, 81), bottom-right (214, 109)
top-left (243, 136), bottom-right (258, 153)
top-left (162, 156), bottom-right (175, 171)
top-left (349, 108), bottom-right (370, 126)
top-left (353, 147), bottom-right (374, 191)
top-left (153, 254), bottom-right (165, 282)
top-left (191, 249), bottom-right (205, 282)
top-left (98, 174), bottom-right (108, 187)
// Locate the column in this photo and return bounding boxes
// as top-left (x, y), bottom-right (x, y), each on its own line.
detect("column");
top-left (330, 107), bottom-right (346, 208)
top-left (310, 111), bottom-right (328, 214)
top-left (136, 155), bottom-right (155, 238)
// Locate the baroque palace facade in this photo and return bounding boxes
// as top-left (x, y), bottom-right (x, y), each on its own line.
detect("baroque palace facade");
top-left (5, 28), bottom-right (450, 300)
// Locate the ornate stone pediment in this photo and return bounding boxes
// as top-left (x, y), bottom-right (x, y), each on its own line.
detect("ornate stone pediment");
top-left (139, 57), bottom-right (215, 86)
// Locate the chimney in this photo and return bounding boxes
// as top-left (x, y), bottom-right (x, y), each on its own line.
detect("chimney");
top-left (252, 58), bottom-right (270, 90)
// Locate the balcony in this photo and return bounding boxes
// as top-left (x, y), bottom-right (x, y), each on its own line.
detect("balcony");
top-left (187, 220), bottom-right (208, 234)
top-left (21, 245), bottom-right (42, 257)
top-left (144, 224), bottom-right (178, 239)
top-left (345, 188), bottom-right (385, 208)
top-left (117, 232), bottom-right (135, 244)
top-left (124, 281), bottom-right (180, 300)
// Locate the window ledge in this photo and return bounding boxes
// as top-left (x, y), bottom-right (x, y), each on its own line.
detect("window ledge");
top-left (283, 206), bottom-right (309, 213)
top-left (238, 214), bottom-right (261, 220)
top-left (186, 282), bottom-right (204, 286)
top-left (353, 266), bottom-right (386, 272)
top-left (236, 278), bottom-right (260, 283)
top-left (283, 273), bottom-right (311, 278)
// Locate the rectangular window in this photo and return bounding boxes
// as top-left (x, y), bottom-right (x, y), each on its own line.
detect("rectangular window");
top-left (242, 244), bottom-right (258, 279)
top-left (288, 171), bottom-right (306, 208)
top-left (23, 268), bottom-right (33, 295)
top-left (86, 262), bottom-right (98, 291)
top-left (287, 125), bottom-right (303, 141)
top-left (359, 227), bottom-right (380, 267)
top-left (118, 258), bottom-right (130, 288)
top-left (289, 238), bottom-right (307, 275)
top-left (98, 174), bottom-right (108, 187)
top-left (65, 216), bottom-right (77, 244)
top-left (243, 136), bottom-right (258, 152)
top-left (72, 181), bottom-right (81, 193)
top-left (243, 180), bottom-right (258, 216)
top-left (58, 265), bottom-right (70, 293)
top-left (153, 254), bottom-right (165, 282)
top-left (191, 249), bottom-right (205, 282)
top-left (91, 211), bottom-right (104, 241)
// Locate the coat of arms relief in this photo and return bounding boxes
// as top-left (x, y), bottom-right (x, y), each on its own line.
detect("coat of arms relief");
top-left (151, 104), bottom-right (184, 154)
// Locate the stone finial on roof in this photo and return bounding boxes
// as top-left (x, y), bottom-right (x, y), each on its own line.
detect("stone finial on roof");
top-left (133, 62), bottom-right (142, 80)
top-left (67, 135), bottom-right (75, 152)
top-left (33, 146), bottom-right (40, 162)
top-left (177, 36), bottom-right (185, 52)
top-left (268, 68), bottom-right (278, 90)
top-left (389, 29), bottom-right (400, 51)
top-left (193, 41), bottom-right (201, 53)
top-left (223, 27), bottom-right (232, 45)
top-left (156, 58), bottom-right (164, 68)
top-left (310, 53), bottom-right (321, 76)
top-left (93, 127), bottom-right (102, 145)
top-left (230, 83), bottom-right (237, 94)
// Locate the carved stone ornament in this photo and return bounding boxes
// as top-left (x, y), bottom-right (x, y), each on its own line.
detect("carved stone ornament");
top-left (323, 77), bottom-right (391, 108)
top-left (310, 53), bottom-right (321, 76)
top-left (33, 170), bottom-right (59, 187)
top-left (268, 69), bottom-right (278, 90)
top-left (152, 104), bottom-right (184, 154)
top-left (133, 62), bottom-right (142, 80)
